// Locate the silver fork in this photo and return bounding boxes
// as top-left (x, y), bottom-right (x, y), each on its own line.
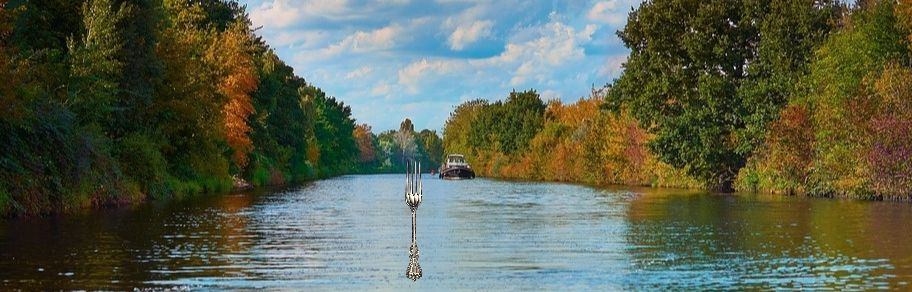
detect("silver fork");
top-left (405, 160), bottom-right (422, 281)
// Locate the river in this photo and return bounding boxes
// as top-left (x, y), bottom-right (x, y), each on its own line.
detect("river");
top-left (1, 174), bottom-right (911, 290)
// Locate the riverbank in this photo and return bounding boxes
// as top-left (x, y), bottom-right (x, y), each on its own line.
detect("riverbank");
top-left (0, 0), bottom-right (371, 217)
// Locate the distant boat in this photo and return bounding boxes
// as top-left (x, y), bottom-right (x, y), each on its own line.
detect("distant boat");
top-left (439, 154), bottom-right (475, 180)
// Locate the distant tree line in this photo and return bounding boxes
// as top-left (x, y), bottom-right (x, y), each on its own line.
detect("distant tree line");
top-left (0, 0), bottom-right (378, 216)
top-left (353, 119), bottom-right (444, 174)
top-left (444, 0), bottom-right (912, 200)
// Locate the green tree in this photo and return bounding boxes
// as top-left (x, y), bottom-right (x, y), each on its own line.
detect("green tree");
top-left (470, 90), bottom-right (545, 155)
top-left (110, 0), bottom-right (162, 138)
top-left (247, 50), bottom-right (315, 185)
top-left (417, 129), bottom-right (443, 168)
top-left (607, 0), bottom-right (841, 191)
top-left (443, 99), bottom-right (487, 156)
top-left (735, 0), bottom-right (842, 155)
top-left (67, 0), bottom-right (130, 126)
top-left (313, 93), bottom-right (359, 177)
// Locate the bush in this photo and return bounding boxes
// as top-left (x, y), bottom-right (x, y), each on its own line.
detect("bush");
top-left (115, 133), bottom-right (168, 198)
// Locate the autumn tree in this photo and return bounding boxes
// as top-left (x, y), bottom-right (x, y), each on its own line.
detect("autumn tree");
top-left (353, 124), bottom-right (376, 163)
top-left (207, 20), bottom-right (258, 168)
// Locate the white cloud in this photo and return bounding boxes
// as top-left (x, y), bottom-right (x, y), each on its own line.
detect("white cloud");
top-left (447, 20), bottom-right (493, 51)
top-left (399, 17), bottom-right (597, 90)
top-left (294, 24), bottom-right (404, 63)
top-left (587, 1), bottom-right (626, 25)
top-left (371, 82), bottom-right (392, 96)
top-left (497, 21), bottom-right (594, 85)
top-left (332, 25), bottom-right (401, 53)
top-left (272, 30), bottom-right (330, 47)
top-left (398, 59), bottom-right (465, 93)
top-left (250, 0), bottom-right (351, 29)
top-left (346, 66), bottom-right (375, 79)
top-left (245, 0), bottom-right (636, 131)
top-left (292, 17), bottom-right (438, 65)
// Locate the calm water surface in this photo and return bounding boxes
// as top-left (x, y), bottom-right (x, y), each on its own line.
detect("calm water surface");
top-left (1, 174), bottom-right (911, 290)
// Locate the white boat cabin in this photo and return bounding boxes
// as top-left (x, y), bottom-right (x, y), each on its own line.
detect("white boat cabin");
top-left (445, 154), bottom-right (469, 168)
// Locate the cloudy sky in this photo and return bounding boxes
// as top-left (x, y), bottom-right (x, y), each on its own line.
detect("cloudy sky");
top-left (240, 0), bottom-right (641, 132)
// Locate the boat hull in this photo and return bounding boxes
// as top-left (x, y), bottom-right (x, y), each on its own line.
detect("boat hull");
top-left (439, 167), bottom-right (475, 179)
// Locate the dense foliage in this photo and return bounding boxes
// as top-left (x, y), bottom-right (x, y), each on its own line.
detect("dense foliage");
top-left (443, 90), bottom-right (700, 188)
top-left (443, 0), bottom-right (912, 199)
top-left (0, 0), bottom-right (365, 216)
top-left (738, 0), bottom-right (912, 199)
top-left (606, 0), bottom-right (843, 191)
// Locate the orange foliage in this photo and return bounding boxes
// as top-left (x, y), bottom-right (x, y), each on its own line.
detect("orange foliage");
top-left (545, 98), bottom-right (600, 127)
top-left (306, 143), bottom-right (321, 169)
top-left (353, 124), bottom-right (376, 163)
top-left (742, 104), bottom-right (816, 194)
top-left (206, 22), bottom-right (258, 168)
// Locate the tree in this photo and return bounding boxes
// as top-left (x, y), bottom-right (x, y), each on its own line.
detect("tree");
top-left (153, 0), bottom-right (231, 189)
top-left (110, 0), bottom-right (162, 138)
top-left (0, 0), bottom-right (378, 216)
top-left (417, 129), bottom-right (443, 167)
top-left (67, 0), bottom-right (130, 126)
top-left (443, 99), bottom-right (487, 156)
top-left (353, 124), bottom-right (376, 163)
top-left (735, 0), bottom-right (842, 155)
top-left (395, 118), bottom-right (417, 160)
top-left (498, 90), bottom-right (546, 154)
top-left (738, 0), bottom-right (910, 197)
top-left (607, 0), bottom-right (841, 191)
top-left (206, 20), bottom-right (258, 168)
top-left (313, 93), bottom-right (359, 176)
top-left (0, 6), bottom-right (21, 120)
top-left (798, 0), bottom-right (906, 195)
top-left (470, 90), bottom-right (545, 155)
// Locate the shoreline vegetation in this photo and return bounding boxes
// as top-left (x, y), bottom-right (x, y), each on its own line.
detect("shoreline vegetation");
top-left (2, 0), bottom-right (912, 216)
top-left (0, 0), bottom-right (445, 217)
top-left (441, 0), bottom-right (912, 201)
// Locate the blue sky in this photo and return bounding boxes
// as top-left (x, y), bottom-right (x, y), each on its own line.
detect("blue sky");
top-left (240, 0), bottom-right (641, 132)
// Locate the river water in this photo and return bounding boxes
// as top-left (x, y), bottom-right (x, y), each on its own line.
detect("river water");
top-left (1, 174), bottom-right (911, 290)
